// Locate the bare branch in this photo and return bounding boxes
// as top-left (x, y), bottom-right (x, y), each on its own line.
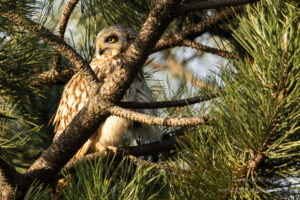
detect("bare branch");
top-left (180, 0), bottom-right (257, 14)
top-left (181, 40), bottom-right (238, 59)
top-left (57, 0), bottom-right (79, 39)
top-left (30, 68), bottom-right (78, 85)
top-left (153, 8), bottom-right (237, 52)
top-left (118, 92), bottom-right (218, 109)
top-left (53, 0), bottom-right (80, 72)
top-left (109, 106), bottom-right (214, 126)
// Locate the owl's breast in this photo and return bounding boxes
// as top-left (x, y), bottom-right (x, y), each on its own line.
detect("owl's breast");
top-left (89, 57), bottom-right (122, 80)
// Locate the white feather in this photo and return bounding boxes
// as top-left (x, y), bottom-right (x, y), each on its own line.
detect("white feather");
top-left (78, 102), bottom-right (84, 111)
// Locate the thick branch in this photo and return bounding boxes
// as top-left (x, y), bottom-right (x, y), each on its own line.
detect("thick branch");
top-left (153, 8), bottom-right (237, 52)
top-left (118, 92), bottom-right (218, 109)
top-left (180, 0), bottom-right (257, 14)
top-left (109, 106), bottom-right (214, 126)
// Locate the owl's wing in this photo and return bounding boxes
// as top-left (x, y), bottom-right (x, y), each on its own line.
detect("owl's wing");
top-left (52, 58), bottom-right (116, 142)
top-left (52, 72), bottom-right (89, 141)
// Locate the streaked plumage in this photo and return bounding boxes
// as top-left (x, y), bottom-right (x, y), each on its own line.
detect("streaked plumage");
top-left (53, 25), bottom-right (161, 158)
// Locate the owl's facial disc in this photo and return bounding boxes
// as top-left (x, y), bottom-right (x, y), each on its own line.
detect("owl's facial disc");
top-left (95, 25), bottom-right (137, 59)
top-left (96, 33), bottom-right (123, 59)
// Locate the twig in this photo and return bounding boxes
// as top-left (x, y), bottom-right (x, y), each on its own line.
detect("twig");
top-left (179, 0), bottom-right (257, 14)
top-left (108, 106), bottom-right (214, 126)
top-left (53, 0), bottom-right (79, 72)
top-left (118, 92), bottom-right (218, 109)
top-left (57, 0), bottom-right (79, 39)
top-left (181, 40), bottom-right (238, 59)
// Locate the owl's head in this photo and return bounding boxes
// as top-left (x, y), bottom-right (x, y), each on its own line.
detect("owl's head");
top-left (95, 25), bottom-right (137, 59)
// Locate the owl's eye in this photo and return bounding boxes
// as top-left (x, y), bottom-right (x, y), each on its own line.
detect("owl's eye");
top-left (106, 36), bottom-right (117, 43)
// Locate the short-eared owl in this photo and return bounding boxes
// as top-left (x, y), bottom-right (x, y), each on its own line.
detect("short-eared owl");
top-left (53, 25), bottom-right (161, 158)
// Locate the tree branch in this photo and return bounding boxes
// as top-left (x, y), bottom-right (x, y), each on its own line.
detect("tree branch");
top-left (180, 0), bottom-right (257, 14)
top-left (109, 106), bottom-right (214, 126)
top-left (57, 0), bottom-right (79, 39)
top-left (30, 68), bottom-right (78, 85)
top-left (53, 0), bottom-right (79, 72)
top-left (181, 39), bottom-right (238, 59)
top-left (118, 92), bottom-right (218, 109)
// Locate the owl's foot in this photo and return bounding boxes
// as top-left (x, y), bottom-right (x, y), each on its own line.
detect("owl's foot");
top-left (106, 145), bottom-right (117, 153)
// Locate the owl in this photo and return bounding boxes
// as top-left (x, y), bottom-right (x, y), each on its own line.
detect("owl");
top-left (53, 25), bottom-right (161, 159)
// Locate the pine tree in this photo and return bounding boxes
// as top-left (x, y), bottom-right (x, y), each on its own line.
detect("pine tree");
top-left (0, 0), bottom-right (298, 199)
